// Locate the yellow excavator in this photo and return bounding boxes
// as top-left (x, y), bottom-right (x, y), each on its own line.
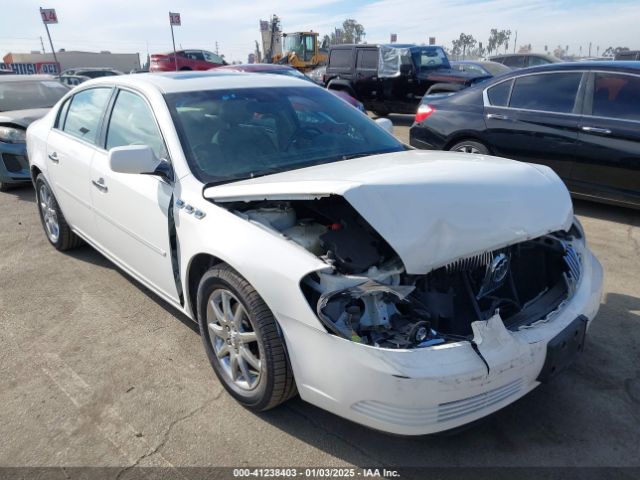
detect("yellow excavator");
top-left (273, 32), bottom-right (327, 72)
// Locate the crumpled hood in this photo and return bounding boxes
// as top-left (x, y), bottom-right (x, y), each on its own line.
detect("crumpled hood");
top-left (204, 150), bottom-right (573, 274)
top-left (0, 108), bottom-right (50, 128)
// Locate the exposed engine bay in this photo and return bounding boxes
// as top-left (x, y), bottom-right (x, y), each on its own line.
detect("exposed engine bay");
top-left (228, 196), bottom-right (583, 349)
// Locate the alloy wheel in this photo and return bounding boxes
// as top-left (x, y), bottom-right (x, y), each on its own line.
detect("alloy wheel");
top-left (39, 183), bottom-right (60, 243)
top-left (455, 144), bottom-right (481, 154)
top-left (206, 288), bottom-right (262, 390)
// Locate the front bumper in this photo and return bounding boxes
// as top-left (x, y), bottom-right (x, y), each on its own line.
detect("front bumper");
top-left (0, 141), bottom-right (30, 185)
top-left (280, 248), bottom-right (603, 435)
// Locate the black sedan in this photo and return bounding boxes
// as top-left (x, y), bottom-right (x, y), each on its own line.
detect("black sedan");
top-left (410, 61), bottom-right (640, 209)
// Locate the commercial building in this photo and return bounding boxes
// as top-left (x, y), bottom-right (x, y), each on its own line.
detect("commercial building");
top-left (2, 50), bottom-right (140, 74)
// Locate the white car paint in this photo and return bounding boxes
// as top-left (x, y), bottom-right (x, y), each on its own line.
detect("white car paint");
top-left (26, 72), bottom-right (603, 435)
top-left (204, 151), bottom-right (573, 274)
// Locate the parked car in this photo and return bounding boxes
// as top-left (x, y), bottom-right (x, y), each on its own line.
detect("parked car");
top-left (410, 61), bottom-right (640, 208)
top-left (216, 64), bottom-right (365, 111)
top-left (451, 60), bottom-right (511, 77)
top-left (59, 75), bottom-right (90, 87)
top-left (614, 50), bottom-right (640, 61)
top-left (150, 50), bottom-right (227, 71)
top-left (60, 68), bottom-right (123, 87)
top-left (0, 75), bottom-right (68, 191)
top-left (306, 65), bottom-right (326, 85)
top-left (26, 71), bottom-right (602, 435)
top-left (324, 44), bottom-right (491, 115)
top-left (489, 53), bottom-right (562, 69)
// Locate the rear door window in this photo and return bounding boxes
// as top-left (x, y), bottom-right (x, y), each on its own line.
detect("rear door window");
top-left (356, 49), bottom-right (378, 70)
top-left (591, 72), bottom-right (640, 121)
top-left (62, 87), bottom-right (112, 144)
top-left (509, 73), bottom-right (582, 113)
top-left (487, 79), bottom-right (513, 106)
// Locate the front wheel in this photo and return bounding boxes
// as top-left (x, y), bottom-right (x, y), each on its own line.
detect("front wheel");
top-left (449, 140), bottom-right (490, 155)
top-left (197, 265), bottom-right (296, 411)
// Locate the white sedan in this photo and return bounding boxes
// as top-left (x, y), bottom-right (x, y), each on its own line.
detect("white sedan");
top-left (26, 72), bottom-right (603, 435)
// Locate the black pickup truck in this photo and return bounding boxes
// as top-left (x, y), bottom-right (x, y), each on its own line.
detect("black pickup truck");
top-left (324, 44), bottom-right (491, 115)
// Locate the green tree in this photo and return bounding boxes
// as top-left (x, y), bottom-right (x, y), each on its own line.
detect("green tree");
top-left (603, 46), bottom-right (629, 57)
top-left (452, 33), bottom-right (477, 59)
top-left (342, 19), bottom-right (365, 44)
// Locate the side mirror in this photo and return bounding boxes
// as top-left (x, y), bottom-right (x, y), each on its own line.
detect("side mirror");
top-left (109, 145), bottom-right (161, 175)
top-left (375, 117), bottom-right (394, 135)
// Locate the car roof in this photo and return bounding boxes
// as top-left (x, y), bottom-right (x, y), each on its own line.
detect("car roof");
top-left (73, 70), bottom-right (317, 94)
top-left (0, 74), bottom-right (58, 83)
top-left (217, 64), bottom-right (293, 72)
top-left (329, 43), bottom-right (438, 49)
top-left (506, 61), bottom-right (640, 74)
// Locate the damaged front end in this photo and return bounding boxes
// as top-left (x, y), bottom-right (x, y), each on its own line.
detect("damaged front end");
top-left (225, 195), bottom-right (584, 349)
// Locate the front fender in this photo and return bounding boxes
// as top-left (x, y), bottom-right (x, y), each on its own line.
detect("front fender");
top-left (175, 175), bottom-right (329, 331)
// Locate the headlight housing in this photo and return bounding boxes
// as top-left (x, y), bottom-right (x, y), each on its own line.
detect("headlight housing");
top-left (571, 215), bottom-right (586, 246)
top-left (0, 126), bottom-right (26, 144)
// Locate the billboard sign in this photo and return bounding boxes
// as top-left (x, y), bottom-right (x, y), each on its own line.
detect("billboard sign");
top-left (0, 62), bottom-right (60, 75)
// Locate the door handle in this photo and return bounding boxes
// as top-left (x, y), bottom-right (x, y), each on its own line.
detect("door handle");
top-left (91, 178), bottom-right (108, 192)
top-left (48, 152), bottom-right (59, 163)
top-left (581, 126), bottom-right (611, 135)
top-left (486, 113), bottom-right (509, 121)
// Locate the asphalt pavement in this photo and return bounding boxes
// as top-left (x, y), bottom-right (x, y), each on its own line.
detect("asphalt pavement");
top-left (0, 118), bottom-right (639, 478)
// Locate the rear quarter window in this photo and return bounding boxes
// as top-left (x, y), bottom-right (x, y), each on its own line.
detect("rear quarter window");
top-left (329, 49), bottom-right (353, 69)
top-left (487, 79), bottom-right (513, 106)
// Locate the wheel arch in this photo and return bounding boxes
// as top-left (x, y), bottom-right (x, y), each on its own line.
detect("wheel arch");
top-left (30, 165), bottom-right (42, 186)
top-left (443, 133), bottom-right (492, 153)
top-left (185, 252), bottom-right (223, 320)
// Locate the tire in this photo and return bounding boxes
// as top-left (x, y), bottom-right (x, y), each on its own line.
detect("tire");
top-left (426, 83), bottom-right (464, 95)
top-left (372, 109), bottom-right (389, 117)
top-left (449, 140), bottom-right (490, 155)
top-left (35, 174), bottom-right (83, 251)
top-left (197, 265), bottom-right (296, 411)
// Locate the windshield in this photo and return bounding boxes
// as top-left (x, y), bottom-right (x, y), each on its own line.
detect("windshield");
top-left (482, 62), bottom-right (510, 76)
top-left (410, 47), bottom-right (450, 71)
top-left (284, 34), bottom-right (315, 62)
top-left (269, 69), bottom-right (309, 80)
top-left (165, 86), bottom-right (404, 184)
top-left (0, 80), bottom-right (68, 112)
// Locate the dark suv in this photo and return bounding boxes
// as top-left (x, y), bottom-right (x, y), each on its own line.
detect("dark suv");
top-left (324, 44), bottom-right (490, 115)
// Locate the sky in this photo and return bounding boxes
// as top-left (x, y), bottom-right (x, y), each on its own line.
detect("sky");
top-left (1, 0), bottom-right (639, 63)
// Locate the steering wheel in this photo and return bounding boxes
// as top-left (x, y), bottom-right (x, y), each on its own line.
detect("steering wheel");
top-left (427, 59), bottom-right (436, 65)
top-left (284, 126), bottom-right (323, 151)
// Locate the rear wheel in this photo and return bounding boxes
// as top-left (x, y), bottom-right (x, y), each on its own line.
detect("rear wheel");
top-left (197, 265), bottom-right (296, 411)
top-left (449, 140), bottom-right (490, 155)
top-left (35, 174), bottom-right (83, 251)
